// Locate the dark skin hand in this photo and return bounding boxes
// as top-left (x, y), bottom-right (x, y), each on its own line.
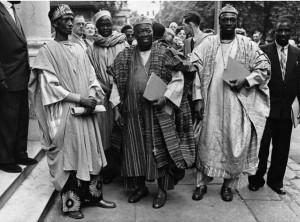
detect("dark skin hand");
top-left (194, 99), bottom-right (204, 121)
top-left (113, 105), bottom-right (123, 127)
top-left (79, 96), bottom-right (97, 114)
top-left (0, 80), bottom-right (8, 94)
top-left (153, 96), bottom-right (166, 110)
top-left (229, 77), bottom-right (248, 92)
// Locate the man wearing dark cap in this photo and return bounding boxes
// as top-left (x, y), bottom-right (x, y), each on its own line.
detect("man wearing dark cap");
top-left (190, 4), bottom-right (271, 202)
top-left (0, 1), bottom-right (37, 173)
top-left (110, 15), bottom-right (195, 209)
top-left (152, 22), bottom-right (165, 42)
top-left (29, 4), bottom-right (116, 219)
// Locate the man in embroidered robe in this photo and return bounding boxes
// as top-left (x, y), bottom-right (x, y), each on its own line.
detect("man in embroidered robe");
top-left (28, 5), bottom-right (116, 219)
top-left (87, 10), bottom-right (128, 184)
top-left (110, 15), bottom-right (195, 209)
top-left (190, 4), bottom-right (271, 202)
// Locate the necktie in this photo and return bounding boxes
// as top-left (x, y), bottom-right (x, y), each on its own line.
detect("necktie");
top-left (11, 5), bottom-right (22, 32)
top-left (280, 47), bottom-right (287, 80)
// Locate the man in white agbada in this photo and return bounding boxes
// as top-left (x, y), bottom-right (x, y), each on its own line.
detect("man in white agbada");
top-left (190, 4), bottom-right (271, 202)
top-left (28, 4), bottom-right (116, 219)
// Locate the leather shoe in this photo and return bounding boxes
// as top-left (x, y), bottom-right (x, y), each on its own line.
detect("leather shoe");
top-left (220, 185), bottom-right (233, 202)
top-left (268, 185), bottom-right (286, 195)
top-left (16, 157), bottom-right (37, 166)
top-left (152, 190), bottom-right (167, 209)
top-left (94, 199), bottom-right (116, 208)
top-left (65, 210), bottom-right (84, 219)
top-left (128, 187), bottom-right (149, 203)
top-left (248, 183), bottom-right (264, 192)
top-left (192, 185), bottom-right (207, 201)
top-left (0, 163), bottom-right (22, 173)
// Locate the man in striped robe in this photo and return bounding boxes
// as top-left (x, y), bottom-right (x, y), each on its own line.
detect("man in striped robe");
top-left (28, 5), bottom-right (116, 219)
top-left (190, 5), bottom-right (271, 202)
top-left (109, 15), bottom-right (195, 209)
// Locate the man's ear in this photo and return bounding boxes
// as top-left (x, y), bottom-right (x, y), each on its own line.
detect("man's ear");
top-left (52, 20), bottom-right (58, 29)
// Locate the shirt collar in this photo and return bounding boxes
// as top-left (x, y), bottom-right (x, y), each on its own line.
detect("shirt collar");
top-left (275, 40), bottom-right (289, 50)
top-left (72, 32), bottom-right (83, 40)
top-left (1, 1), bottom-right (13, 9)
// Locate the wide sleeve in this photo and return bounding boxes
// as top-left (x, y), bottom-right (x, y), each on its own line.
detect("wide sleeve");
top-left (164, 70), bottom-right (184, 108)
top-left (246, 43), bottom-right (271, 90)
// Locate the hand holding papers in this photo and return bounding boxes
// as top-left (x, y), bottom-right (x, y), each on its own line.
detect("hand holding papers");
top-left (143, 72), bottom-right (167, 101)
top-left (224, 57), bottom-right (250, 94)
top-left (291, 97), bottom-right (300, 128)
top-left (71, 105), bottom-right (106, 116)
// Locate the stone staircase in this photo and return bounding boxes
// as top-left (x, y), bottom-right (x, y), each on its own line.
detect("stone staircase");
top-left (0, 119), bottom-right (55, 222)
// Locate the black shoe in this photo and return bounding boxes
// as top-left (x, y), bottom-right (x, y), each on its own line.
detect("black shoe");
top-left (268, 185), bottom-right (286, 195)
top-left (128, 187), bottom-right (149, 203)
top-left (220, 185), bottom-right (233, 202)
top-left (65, 210), bottom-right (84, 219)
top-left (192, 185), bottom-right (207, 201)
top-left (16, 157), bottom-right (38, 166)
top-left (152, 190), bottom-right (167, 209)
top-left (248, 183), bottom-right (264, 192)
top-left (93, 199), bottom-right (116, 208)
top-left (0, 163), bottom-right (22, 173)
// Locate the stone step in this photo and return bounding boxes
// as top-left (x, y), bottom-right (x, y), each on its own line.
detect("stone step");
top-left (0, 155), bottom-right (54, 222)
top-left (0, 140), bottom-right (44, 210)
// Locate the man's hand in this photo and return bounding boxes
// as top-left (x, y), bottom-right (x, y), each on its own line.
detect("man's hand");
top-left (113, 106), bottom-right (123, 127)
top-left (0, 80), bottom-right (8, 95)
top-left (153, 96), bottom-right (166, 110)
top-left (229, 78), bottom-right (248, 92)
top-left (194, 99), bottom-right (204, 121)
top-left (79, 96), bottom-right (97, 114)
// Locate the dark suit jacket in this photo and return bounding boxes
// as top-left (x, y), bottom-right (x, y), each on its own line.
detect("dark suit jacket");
top-left (260, 42), bottom-right (300, 119)
top-left (0, 3), bottom-right (30, 91)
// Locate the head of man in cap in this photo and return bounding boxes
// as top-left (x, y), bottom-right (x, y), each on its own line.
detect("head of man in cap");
top-left (133, 15), bottom-right (153, 51)
top-left (219, 4), bottom-right (238, 40)
top-left (48, 4), bottom-right (74, 41)
top-left (93, 10), bottom-right (113, 37)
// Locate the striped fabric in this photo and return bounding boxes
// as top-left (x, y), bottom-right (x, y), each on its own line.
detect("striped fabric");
top-left (109, 41), bottom-right (195, 189)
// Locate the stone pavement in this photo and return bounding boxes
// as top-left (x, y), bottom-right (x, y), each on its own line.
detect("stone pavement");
top-left (43, 127), bottom-right (300, 222)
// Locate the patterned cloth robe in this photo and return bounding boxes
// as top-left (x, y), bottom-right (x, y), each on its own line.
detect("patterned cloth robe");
top-left (191, 34), bottom-right (271, 188)
top-left (109, 41), bottom-right (195, 189)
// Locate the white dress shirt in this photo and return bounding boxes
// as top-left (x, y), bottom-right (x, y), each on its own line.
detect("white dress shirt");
top-left (1, 1), bottom-right (16, 22)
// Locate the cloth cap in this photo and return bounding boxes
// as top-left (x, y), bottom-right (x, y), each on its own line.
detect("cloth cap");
top-left (133, 15), bottom-right (152, 28)
top-left (219, 4), bottom-right (238, 18)
top-left (50, 4), bottom-right (74, 21)
top-left (93, 10), bottom-right (112, 24)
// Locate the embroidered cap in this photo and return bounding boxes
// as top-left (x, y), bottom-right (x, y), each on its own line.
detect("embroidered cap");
top-left (219, 4), bottom-right (238, 18)
top-left (93, 10), bottom-right (112, 24)
top-left (50, 4), bottom-right (74, 21)
top-left (133, 15), bottom-right (152, 28)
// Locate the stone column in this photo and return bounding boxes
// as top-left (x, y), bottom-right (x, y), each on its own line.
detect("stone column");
top-left (16, 1), bottom-right (52, 122)
top-left (16, 1), bottom-right (52, 66)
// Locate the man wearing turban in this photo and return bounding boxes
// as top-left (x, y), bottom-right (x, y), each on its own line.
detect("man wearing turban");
top-left (29, 4), bottom-right (116, 219)
top-left (190, 4), bottom-right (271, 202)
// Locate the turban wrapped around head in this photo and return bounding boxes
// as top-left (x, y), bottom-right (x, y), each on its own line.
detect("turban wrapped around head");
top-left (93, 10), bottom-right (112, 24)
top-left (219, 4), bottom-right (238, 18)
top-left (50, 4), bottom-right (74, 21)
top-left (133, 15), bottom-right (152, 28)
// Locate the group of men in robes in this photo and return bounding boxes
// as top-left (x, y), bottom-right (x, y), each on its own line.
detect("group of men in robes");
top-left (29, 3), bottom-right (274, 219)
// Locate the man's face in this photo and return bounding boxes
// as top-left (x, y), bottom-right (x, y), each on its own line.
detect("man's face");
top-left (125, 29), bottom-right (134, 45)
top-left (219, 12), bottom-right (237, 35)
top-left (169, 23), bottom-right (178, 33)
top-left (96, 16), bottom-right (113, 37)
top-left (275, 22), bottom-right (291, 47)
top-left (54, 14), bottom-right (74, 36)
top-left (134, 23), bottom-right (153, 49)
top-left (85, 24), bottom-right (95, 37)
top-left (253, 33), bottom-right (260, 43)
top-left (73, 17), bottom-right (85, 36)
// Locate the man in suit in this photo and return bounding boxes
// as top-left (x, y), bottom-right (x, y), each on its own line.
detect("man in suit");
top-left (248, 18), bottom-right (300, 195)
top-left (0, 1), bottom-right (37, 173)
top-left (252, 30), bottom-right (265, 46)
